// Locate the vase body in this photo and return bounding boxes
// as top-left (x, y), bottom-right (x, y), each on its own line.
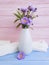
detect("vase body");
top-left (18, 29), bottom-right (33, 55)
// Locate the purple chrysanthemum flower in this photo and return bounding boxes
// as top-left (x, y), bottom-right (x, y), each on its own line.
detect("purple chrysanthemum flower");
top-left (28, 6), bottom-right (37, 12)
top-left (28, 6), bottom-right (33, 11)
top-left (33, 8), bottom-right (37, 12)
top-left (17, 52), bottom-right (25, 60)
top-left (21, 8), bottom-right (26, 13)
top-left (21, 17), bottom-right (32, 25)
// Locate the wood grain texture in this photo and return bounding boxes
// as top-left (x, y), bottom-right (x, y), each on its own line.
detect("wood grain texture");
top-left (0, 7), bottom-right (49, 16)
top-left (0, 0), bottom-right (49, 4)
top-left (0, 0), bottom-right (49, 44)
top-left (0, 16), bottom-right (49, 27)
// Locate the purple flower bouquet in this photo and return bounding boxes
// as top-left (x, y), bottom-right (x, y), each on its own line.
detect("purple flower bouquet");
top-left (14, 6), bottom-right (38, 29)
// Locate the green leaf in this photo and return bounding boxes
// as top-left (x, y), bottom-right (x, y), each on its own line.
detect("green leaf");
top-left (22, 24), bottom-right (29, 28)
top-left (25, 25), bottom-right (29, 28)
top-left (14, 13), bottom-right (21, 19)
top-left (16, 23), bottom-right (22, 28)
top-left (21, 13), bottom-right (24, 18)
top-left (17, 11), bottom-right (21, 16)
top-left (14, 19), bottom-right (20, 23)
top-left (17, 11), bottom-right (24, 18)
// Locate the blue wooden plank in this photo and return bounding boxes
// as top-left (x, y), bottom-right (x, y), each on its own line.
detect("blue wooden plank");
top-left (0, 48), bottom-right (49, 65)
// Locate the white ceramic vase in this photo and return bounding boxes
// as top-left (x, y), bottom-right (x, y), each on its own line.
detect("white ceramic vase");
top-left (18, 29), bottom-right (33, 55)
